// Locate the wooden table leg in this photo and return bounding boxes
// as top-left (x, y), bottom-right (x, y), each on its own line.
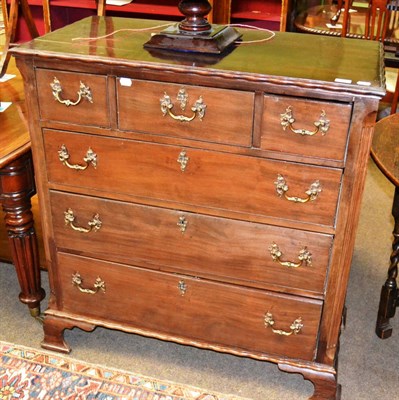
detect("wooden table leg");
top-left (376, 186), bottom-right (399, 338)
top-left (0, 151), bottom-right (45, 318)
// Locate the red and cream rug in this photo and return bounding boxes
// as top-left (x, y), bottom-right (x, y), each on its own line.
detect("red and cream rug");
top-left (0, 341), bottom-right (247, 399)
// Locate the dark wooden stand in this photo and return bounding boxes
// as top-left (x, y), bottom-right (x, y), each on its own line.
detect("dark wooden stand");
top-left (376, 186), bottom-right (399, 338)
top-left (372, 114), bottom-right (399, 338)
top-left (0, 0), bottom-right (41, 78)
top-left (144, 0), bottom-right (241, 54)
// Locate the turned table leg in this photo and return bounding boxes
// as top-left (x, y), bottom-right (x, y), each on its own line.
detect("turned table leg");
top-left (0, 151), bottom-right (45, 317)
top-left (376, 186), bottom-right (399, 339)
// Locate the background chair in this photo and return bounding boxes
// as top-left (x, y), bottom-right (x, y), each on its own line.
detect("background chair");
top-left (338, 0), bottom-right (399, 114)
top-left (364, 0), bottom-right (390, 39)
top-left (0, 0), bottom-right (51, 77)
top-left (371, 0), bottom-right (399, 115)
top-left (97, 0), bottom-right (106, 17)
top-left (330, 0), bottom-right (354, 36)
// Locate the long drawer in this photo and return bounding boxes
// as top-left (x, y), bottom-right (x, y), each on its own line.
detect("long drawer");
top-left (43, 129), bottom-right (343, 228)
top-left (50, 191), bottom-right (333, 296)
top-left (57, 252), bottom-right (323, 361)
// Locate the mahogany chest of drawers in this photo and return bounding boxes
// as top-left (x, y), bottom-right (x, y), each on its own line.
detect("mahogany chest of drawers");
top-left (12, 17), bottom-right (384, 399)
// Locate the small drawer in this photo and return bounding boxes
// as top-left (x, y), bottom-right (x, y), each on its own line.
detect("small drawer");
top-left (261, 95), bottom-right (352, 163)
top-left (117, 79), bottom-right (254, 146)
top-left (43, 129), bottom-right (342, 228)
top-left (57, 252), bottom-right (323, 361)
top-left (50, 191), bottom-right (333, 296)
top-left (35, 69), bottom-right (110, 127)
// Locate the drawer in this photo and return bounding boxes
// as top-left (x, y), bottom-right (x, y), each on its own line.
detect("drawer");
top-left (261, 96), bottom-right (352, 163)
top-left (43, 129), bottom-right (342, 228)
top-left (117, 79), bottom-right (254, 146)
top-left (50, 191), bottom-right (333, 296)
top-left (57, 252), bottom-right (323, 361)
top-left (35, 69), bottom-right (110, 127)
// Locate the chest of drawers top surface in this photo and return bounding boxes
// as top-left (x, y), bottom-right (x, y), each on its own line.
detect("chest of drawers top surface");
top-left (12, 16), bottom-right (384, 97)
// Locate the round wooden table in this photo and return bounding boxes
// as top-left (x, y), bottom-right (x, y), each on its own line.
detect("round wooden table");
top-left (295, 4), bottom-right (399, 43)
top-left (372, 114), bottom-right (399, 339)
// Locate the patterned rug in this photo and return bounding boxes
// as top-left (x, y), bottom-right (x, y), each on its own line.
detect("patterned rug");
top-left (0, 341), bottom-right (247, 399)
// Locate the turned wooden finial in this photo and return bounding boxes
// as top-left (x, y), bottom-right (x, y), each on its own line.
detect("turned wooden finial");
top-left (178, 0), bottom-right (212, 33)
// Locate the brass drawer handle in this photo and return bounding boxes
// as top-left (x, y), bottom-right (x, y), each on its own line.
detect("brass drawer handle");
top-left (72, 272), bottom-right (106, 294)
top-left (177, 150), bottom-right (189, 172)
top-left (274, 174), bottom-right (322, 203)
top-left (160, 89), bottom-right (206, 122)
top-left (50, 77), bottom-right (93, 106)
top-left (280, 106), bottom-right (330, 136)
top-left (178, 279), bottom-right (187, 296)
top-left (58, 144), bottom-right (97, 170)
top-left (269, 243), bottom-right (312, 268)
top-left (177, 216), bottom-right (188, 233)
top-left (64, 208), bottom-right (102, 233)
top-left (264, 312), bottom-right (303, 336)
